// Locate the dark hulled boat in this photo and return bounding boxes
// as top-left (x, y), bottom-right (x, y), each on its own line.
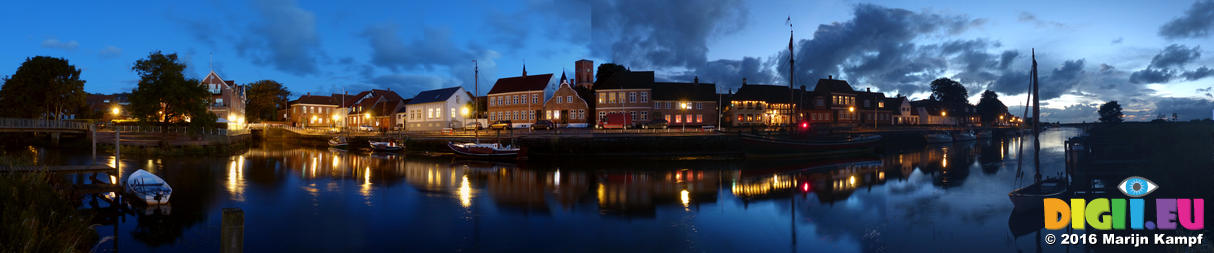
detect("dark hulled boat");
top-left (740, 134), bottom-right (881, 158)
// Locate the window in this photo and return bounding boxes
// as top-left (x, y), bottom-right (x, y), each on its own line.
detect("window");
top-left (598, 94), bottom-right (604, 103)
top-left (665, 115), bottom-right (671, 122)
top-left (629, 111), bottom-right (637, 121)
top-left (628, 92), bottom-right (637, 103)
top-left (878, 101), bottom-right (885, 108)
top-left (531, 94), bottom-right (538, 104)
top-left (567, 96), bottom-right (573, 104)
top-left (696, 114), bottom-right (703, 123)
top-left (450, 108), bottom-right (455, 118)
top-left (608, 92), bottom-right (616, 103)
top-left (864, 100), bottom-right (870, 107)
top-left (553, 110), bottom-right (560, 119)
top-left (675, 114), bottom-right (682, 123)
top-left (696, 103), bottom-right (702, 110)
top-left (556, 96), bottom-right (562, 104)
top-left (529, 111), bottom-right (534, 120)
top-left (640, 111), bottom-right (648, 120)
top-left (546, 110), bottom-right (552, 119)
top-left (640, 92), bottom-right (648, 103)
top-left (599, 111), bottom-right (606, 120)
top-left (513, 95), bottom-right (519, 105)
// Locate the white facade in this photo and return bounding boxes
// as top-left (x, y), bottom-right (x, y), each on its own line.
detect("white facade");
top-left (405, 87), bottom-right (473, 131)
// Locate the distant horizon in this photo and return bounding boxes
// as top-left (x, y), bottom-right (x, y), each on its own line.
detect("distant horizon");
top-left (3, 0), bottom-right (1213, 122)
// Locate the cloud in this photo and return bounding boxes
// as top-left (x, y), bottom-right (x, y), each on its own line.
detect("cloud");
top-left (235, 0), bottom-right (323, 75)
top-left (1159, 0), bottom-right (1214, 39)
top-left (369, 74), bottom-right (448, 97)
top-left (41, 38), bottom-right (79, 50)
top-left (777, 4), bottom-right (984, 95)
top-left (589, 0), bottom-right (748, 69)
top-left (671, 56), bottom-right (778, 92)
top-left (1017, 12), bottom-right (1066, 28)
top-left (1182, 66), bottom-right (1214, 81)
top-left (360, 24), bottom-right (501, 95)
top-left (98, 46), bottom-right (122, 58)
top-left (1111, 37), bottom-right (1124, 44)
top-left (1130, 44), bottom-right (1204, 84)
top-left (1153, 97), bottom-right (1214, 120)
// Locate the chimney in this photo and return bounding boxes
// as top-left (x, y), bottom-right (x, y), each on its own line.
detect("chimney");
top-left (694, 76), bottom-right (699, 84)
top-left (800, 85), bottom-right (806, 91)
top-left (742, 78), bottom-right (747, 86)
top-left (867, 88), bottom-right (871, 92)
top-left (828, 75), bottom-right (833, 80)
top-left (307, 92), bottom-right (310, 96)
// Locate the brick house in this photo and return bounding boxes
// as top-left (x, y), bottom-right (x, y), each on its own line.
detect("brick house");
top-left (487, 70), bottom-right (551, 128)
top-left (542, 73), bottom-right (590, 127)
top-left (288, 94), bottom-right (339, 128)
top-left (857, 88), bottom-right (892, 127)
top-left (345, 89), bottom-right (405, 131)
top-left (594, 71), bottom-right (654, 126)
top-left (201, 71), bottom-right (246, 126)
top-left (727, 79), bottom-right (794, 127)
top-left (810, 76), bottom-right (859, 126)
top-left (650, 78), bottom-right (718, 127)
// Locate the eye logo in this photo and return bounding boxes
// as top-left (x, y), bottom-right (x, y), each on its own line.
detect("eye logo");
top-left (1118, 176), bottom-right (1157, 197)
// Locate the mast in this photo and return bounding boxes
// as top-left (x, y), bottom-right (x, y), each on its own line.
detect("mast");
top-left (787, 16), bottom-right (797, 128)
top-left (474, 60), bottom-right (480, 143)
top-left (1032, 49), bottom-right (1041, 183)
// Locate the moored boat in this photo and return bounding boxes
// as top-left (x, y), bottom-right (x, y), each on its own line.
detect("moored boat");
top-left (953, 130), bottom-right (977, 141)
top-left (448, 141), bottom-right (521, 158)
top-left (1008, 177), bottom-right (1068, 213)
top-left (369, 140), bottom-right (404, 152)
top-left (328, 136), bottom-right (348, 148)
top-left (924, 132), bottom-right (953, 144)
top-left (740, 134), bottom-right (881, 158)
top-left (126, 169), bottom-right (172, 205)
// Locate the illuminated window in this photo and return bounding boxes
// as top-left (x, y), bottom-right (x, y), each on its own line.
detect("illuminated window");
top-left (696, 114), bottom-right (702, 123)
top-left (640, 111), bottom-right (648, 120)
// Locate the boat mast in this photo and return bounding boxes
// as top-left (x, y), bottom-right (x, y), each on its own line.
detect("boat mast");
top-left (1032, 49), bottom-right (1041, 183)
top-left (474, 60), bottom-right (480, 143)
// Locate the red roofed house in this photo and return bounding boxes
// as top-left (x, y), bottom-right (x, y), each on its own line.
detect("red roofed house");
top-left (542, 73), bottom-right (590, 127)
top-left (345, 89), bottom-right (406, 131)
top-left (288, 93), bottom-right (339, 128)
top-left (487, 67), bottom-right (551, 128)
top-left (201, 71), bottom-right (247, 127)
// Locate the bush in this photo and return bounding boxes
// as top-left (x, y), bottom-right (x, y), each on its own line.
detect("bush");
top-left (0, 170), bottom-right (97, 252)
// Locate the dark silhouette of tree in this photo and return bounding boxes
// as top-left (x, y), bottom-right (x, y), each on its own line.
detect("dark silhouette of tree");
top-left (129, 51), bottom-right (215, 126)
top-left (245, 80), bottom-right (291, 122)
top-left (975, 90), bottom-right (1008, 125)
top-left (0, 56), bottom-right (87, 119)
top-left (929, 77), bottom-right (968, 105)
top-left (593, 63), bottom-right (627, 88)
top-left (1098, 101), bottom-right (1123, 123)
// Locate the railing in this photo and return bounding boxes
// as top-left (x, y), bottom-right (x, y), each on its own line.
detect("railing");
top-left (111, 125), bottom-right (230, 136)
top-left (0, 118), bottom-right (90, 130)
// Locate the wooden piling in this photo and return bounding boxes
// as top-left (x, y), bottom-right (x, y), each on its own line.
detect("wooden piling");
top-left (222, 208), bottom-right (244, 253)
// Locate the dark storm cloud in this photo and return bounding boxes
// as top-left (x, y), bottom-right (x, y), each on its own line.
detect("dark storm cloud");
top-left (777, 4), bottom-right (985, 95)
top-left (1159, 0), bottom-right (1214, 39)
top-left (1153, 97), bottom-right (1214, 120)
top-left (1183, 66), bottom-right (1214, 81)
top-left (671, 56), bottom-right (778, 92)
top-left (1129, 44), bottom-right (1204, 84)
top-left (235, 0), bottom-right (323, 75)
top-left (998, 50), bottom-right (1019, 70)
top-left (1041, 59), bottom-right (1085, 100)
top-left (369, 74), bottom-right (447, 97)
top-left (362, 25), bottom-right (476, 72)
top-left (589, 0), bottom-right (747, 69)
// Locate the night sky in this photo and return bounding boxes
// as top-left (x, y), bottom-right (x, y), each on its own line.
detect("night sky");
top-left (2, 0), bottom-right (1212, 122)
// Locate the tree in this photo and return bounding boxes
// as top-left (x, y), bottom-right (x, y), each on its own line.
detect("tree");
top-left (0, 56), bottom-right (87, 119)
top-left (929, 77), bottom-right (969, 105)
top-left (129, 51), bottom-right (216, 126)
top-left (245, 80), bottom-right (291, 122)
top-left (593, 63), bottom-right (628, 88)
top-left (975, 90), bottom-right (1008, 125)
top-left (1098, 101), bottom-right (1123, 123)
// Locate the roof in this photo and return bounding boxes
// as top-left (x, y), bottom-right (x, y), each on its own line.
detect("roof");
top-left (812, 78), bottom-right (856, 94)
top-left (408, 87), bottom-right (463, 104)
top-left (596, 71), bottom-right (654, 90)
top-left (331, 93), bottom-right (361, 107)
top-left (651, 82), bottom-right (717, 101)
top-left (733, 84), bottom-right (791, 103)
top-left (488, 74), bottom-right (552, 94)
top-left (291, 95), bottom-right (338, 106)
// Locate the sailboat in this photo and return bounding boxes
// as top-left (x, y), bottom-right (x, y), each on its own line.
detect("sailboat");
top-left (1009, 49), bottom-right (1068, 213)
top-left (449, 60), bottom-right (522, 159)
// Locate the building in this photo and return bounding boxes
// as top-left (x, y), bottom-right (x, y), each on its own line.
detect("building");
top-left (85, 93), bottom-right (130, 121)
top-left (810, 76), bottom-right (858, 126)
top-left (595, 71), bottom-right (654, 125)
top-left (727, 79), bottom-right (793, 127)
top-left (887, 96), bottom-right (919, 125)
top-left (857, 88), bottom-right (892, 127)
top-left (575, 59), bottom-right (594, 89)
top-left (288, 94), bottom-right (340, 128)
top-left (201, 71), bottom-right (246, 127)
top-left (404, 86), bottom-right (474, 131)
top-left (345, 89), bottom-right (406, 131)
top-left (487, 69), bottom-right (552, 128)
top-left (911, 100), bottom-right (956, 125)
top-left (651, 78), bottom-right (718, 127)
top-left (542, 73), bottom-right (590, 127)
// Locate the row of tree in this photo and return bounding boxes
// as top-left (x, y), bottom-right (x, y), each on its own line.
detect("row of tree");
top-left (0, 52), bottom-right (292, 124)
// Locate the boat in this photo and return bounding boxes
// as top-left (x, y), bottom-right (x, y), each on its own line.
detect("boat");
top-left (448, 141), bottom-right (521, 158)
top-left (369, 140), bottom-right (404, 152)
top-left (126, 169), bottom-right (172, 205)
top-left (1008, 49), bottom-right (1069, 213)
top-left (740, 134), bottom-right (882, 158)
top-left (328, 136), bottom-right (348, 148)
top-left (953, 130), bottom-right (977, 141)
top-left (924, 132), bottom-right (953, 144)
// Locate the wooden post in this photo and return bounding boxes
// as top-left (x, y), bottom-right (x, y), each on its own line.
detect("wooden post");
top-left (114, 128), bottom-right (120, 172)
top-left (91, 125), bottom-right (96, 160)
top-left (222, 208), bottom-right (244, 253)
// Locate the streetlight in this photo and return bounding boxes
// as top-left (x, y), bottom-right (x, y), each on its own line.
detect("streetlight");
top-left (110, 106), bottom-right (121, 116)
top-left (680, 102), bottom-right (689, 132)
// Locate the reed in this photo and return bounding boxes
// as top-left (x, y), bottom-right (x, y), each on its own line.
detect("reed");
top-left (0, 158), bottom-right (96, 253)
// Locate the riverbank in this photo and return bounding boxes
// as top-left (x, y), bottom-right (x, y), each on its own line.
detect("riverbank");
top-left (0, 157), bottom-right (97, 252)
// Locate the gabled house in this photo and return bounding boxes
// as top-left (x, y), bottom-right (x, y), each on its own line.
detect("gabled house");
top-left (346, 89), bottom-right (405, 131)
top-left (887, 96), bottom-right (918, 125)
top-left (594, 71), bottom-right (655, 125)
top-left (201, 71), bottom-right (246, 126)
top-left (288, 93), bottom-right (340, 127)
top-left (810, 76), bottom-right (858, 125)
top-left (857, 88), bottom-right (892, 127)
top-left (651, 77), bottom-right (718, 127)
top-left (487, 69), bottom-right (552, 128)
top-left (911, 100), bottom-right (956, 125)
top-left (542, 73), bottom-right (590, 127)
top-left (404, 86), bottom-right (473, 131)
top-left (727, 79), bottom-right (793, 127)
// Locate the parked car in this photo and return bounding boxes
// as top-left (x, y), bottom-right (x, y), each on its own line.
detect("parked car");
top-left (358, 125), bottom-right (374, 131)
top-left (464, 122), bottom-right (483, 131)
top-left (531, 120), bottom-right (555, 130)
top-left (639, 119), bottom-right (668, 129)
top-left (489, 120), bottom-right (512, 130)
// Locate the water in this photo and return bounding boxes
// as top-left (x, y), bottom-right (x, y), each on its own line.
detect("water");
top-left (50, 129), bottom-right (1089, 252)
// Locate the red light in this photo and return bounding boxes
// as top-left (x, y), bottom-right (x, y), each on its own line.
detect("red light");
top-left (800, 122), bottom-right (809, 129)
top-left (801, 182), bottom-right (810, 192)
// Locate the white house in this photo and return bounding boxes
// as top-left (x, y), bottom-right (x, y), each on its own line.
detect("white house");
top-left (404, 86), bottom-right (474, 131)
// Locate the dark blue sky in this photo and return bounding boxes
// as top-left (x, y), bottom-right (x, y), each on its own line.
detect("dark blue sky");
top-left (2, 0), bottom-right (1212, 122)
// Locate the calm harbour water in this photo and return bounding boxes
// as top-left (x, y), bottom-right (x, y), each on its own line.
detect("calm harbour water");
top-left (44, 128), bottom-right (1089, 252)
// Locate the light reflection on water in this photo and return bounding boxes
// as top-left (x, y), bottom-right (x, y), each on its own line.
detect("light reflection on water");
top-left (59, 128), bottom-right (1108, 252)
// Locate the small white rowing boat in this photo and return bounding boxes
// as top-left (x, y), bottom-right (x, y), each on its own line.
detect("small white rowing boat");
top-left (127, 169), bottom-right (172, 205)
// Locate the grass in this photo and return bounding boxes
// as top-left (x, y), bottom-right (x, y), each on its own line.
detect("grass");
top-left (0, 156), bottom-right (97, 253)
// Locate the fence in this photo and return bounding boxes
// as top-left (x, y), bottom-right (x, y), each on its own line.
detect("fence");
top-left (111, 125), bottom-right (231, 136)
top-left (0, 118), bottom-right (90, 130)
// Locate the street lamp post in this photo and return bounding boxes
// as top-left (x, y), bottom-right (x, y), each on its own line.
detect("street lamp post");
top-left (680, 102), bottom-right (688, 132)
